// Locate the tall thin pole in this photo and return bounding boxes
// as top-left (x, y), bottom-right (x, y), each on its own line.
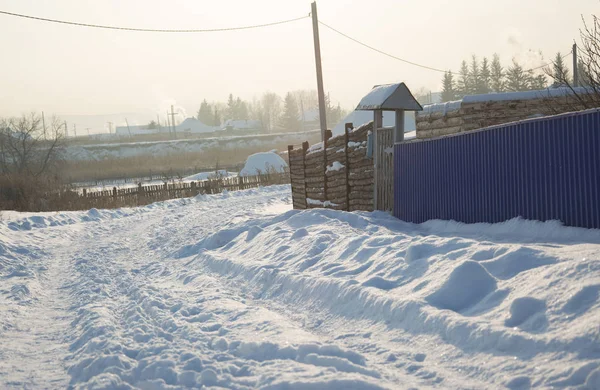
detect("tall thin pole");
top-left (64, 121), bottom-right (68, 138)
top-left (166, 111), bottom-right (171, 135)
top-left (573, 43), bottom-right (579, 87)
top-left (41, 111), bottom-right (47, 139)
top-left (157, 114), bottom-right (161, 133)
top-left (107, 121), bottom-right (113, 134)
top-left (170, 105), bottom-right (177, 139)
top-left (311, 1), bottom-right (327, 141)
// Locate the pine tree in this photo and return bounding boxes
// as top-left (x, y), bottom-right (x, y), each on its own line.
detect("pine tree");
top-left (469, 56), bottom-right (481, 94)
top-left (456, 60), bottom-right (470, 98)
top-left (576, 60), bottom-right (591, 86)
top-left (479, 57), bottom-right (491, 94)
top-left (197, 100), bottom-right (213, 125)
top-left (280, 92), bottom-right (301, 132)
top-left (506, 60), bottom-right (530, 91)
top-left (213, 108), bottom-right (221, 127)
top-left (490, 54), bottom-right (505, 92)
top-left (441, 71), bottom-right (456, 102)
top-left (226, 94), bottom-right (235, 120)
top-left (552, 52), bottom-right (570, 86)
top-left (528, 71), bottom-right (547, 90)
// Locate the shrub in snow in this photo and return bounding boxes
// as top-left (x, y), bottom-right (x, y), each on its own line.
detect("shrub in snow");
top-left (239, 152), bottom-right (288, 176)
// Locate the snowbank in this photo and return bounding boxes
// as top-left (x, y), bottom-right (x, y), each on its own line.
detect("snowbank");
top-left (239, 151), bottom-right (288, 176)
top-left (1, 186), bottom-right (599, 388)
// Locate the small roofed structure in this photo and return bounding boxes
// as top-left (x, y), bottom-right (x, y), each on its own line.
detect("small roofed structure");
top-left (356, 83), bottom-right (422, 143)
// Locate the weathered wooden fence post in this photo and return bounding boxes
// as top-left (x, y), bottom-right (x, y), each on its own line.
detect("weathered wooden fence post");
top-left (344, 123), bottom-right (353, 211)
top-left (323, 130), bottom-right (332, 206)
top-left (137, 183), bottom-right (144, 206)
top-left (302, 141), bottom-right (309, 206)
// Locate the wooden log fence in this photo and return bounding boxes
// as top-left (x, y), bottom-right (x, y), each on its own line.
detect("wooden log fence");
top-left (288, 122), bottom-right (375, 212)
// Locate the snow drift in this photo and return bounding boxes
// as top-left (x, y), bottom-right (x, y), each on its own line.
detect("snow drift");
top-left (239, 152), bottom-right (288, 176)
top-left (0, 186), bottom-right (599, 389)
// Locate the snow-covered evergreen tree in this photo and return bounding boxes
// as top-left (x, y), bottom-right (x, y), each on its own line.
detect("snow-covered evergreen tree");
top-left (469, 56), bottom-right (481, 94)
top-left (456, 61), bottom-right (471, 98)
top-left (441, 72), bottom-right (456, 102)
top-left (280, 93), bottom-right (301, 132)
top-left (479, 57), bottom-right (491, 94)
top-left (490, 54), bottom-right (505, 92)
top-left (552, 52), bottom-right (571, 86)
top-left (506, 60), bottom-right (530, 91)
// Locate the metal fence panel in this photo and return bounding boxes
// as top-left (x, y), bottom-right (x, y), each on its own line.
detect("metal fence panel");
top-left (394, 109), bottom-right (600, 229)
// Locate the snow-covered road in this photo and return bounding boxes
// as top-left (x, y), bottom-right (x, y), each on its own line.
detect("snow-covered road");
top-left (1, 185), bottom-right (599, 389)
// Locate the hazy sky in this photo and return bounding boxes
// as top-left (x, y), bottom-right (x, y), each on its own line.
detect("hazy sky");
top-left (1, 0), bottom-right (598, 128)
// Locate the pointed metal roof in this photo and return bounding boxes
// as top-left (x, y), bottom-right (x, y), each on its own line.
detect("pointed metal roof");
top-left (355, 83), bottom-right (423, 111)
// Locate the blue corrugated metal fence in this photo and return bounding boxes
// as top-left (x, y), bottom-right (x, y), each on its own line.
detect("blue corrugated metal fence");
top-left (394, 109), bottom-right (600, 229)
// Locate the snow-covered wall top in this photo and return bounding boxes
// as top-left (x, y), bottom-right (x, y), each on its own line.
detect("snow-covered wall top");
top-left (419, 87), bottom-right (593, 118)
top-left (418, 100), bottom-right (462, 117)
top-left (463, 87), bottom-right (592, 104)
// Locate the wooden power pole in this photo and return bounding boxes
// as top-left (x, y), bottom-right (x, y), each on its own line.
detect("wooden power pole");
top-left (41, 111), bottom-right (47, 139)
top-left (311, 1), bottom-right (327, 141)
top-left (573, 43), bottom-right (579, 87)
top-left (169, 105), bottom-right (177, 139)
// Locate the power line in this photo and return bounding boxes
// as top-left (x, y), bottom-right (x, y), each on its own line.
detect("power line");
top-left (319, 20), bottom-right (449, 74)
top-left (0, 10), bottom-right (308, 33)
top-left (320, 20), bottom-right (571, 75)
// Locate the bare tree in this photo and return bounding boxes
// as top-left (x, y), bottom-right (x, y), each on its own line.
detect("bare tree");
top-left (261, 92), bottom-right (282, 133)
top-left (544, 14), bottom-right (600, 110)
top-left (0, 113), bottom-right (65, 210)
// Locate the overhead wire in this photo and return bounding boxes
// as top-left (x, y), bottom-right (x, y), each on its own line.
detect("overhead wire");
top-left (0, 8), bottom-right (573, 75)
top-left (0, 10), bottom-right (308, 33)
top-left (319, 20), bottom-right (572, 75)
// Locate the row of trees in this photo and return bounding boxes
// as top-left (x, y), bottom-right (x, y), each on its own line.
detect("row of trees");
top-left (440, 54), bottom-right (555, 102)
top-left (196, 90), bottom-right (346, 132)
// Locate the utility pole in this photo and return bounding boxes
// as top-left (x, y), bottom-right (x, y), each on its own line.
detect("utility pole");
top-left (573, 43), bottom-right (579, 88)
top-left (86, 128), bottom-right (91, 137)
top-left (125, 118), bottom-right (132, 138)
top-left (166, 110), bottom-right (171, 136)
top-left (64, 121), bottom-right (68, 138)
top-left (107, 121), bottom-right (113, 134)
top-left (73, 124), bottom-right (77, 137)
top-left (41, 111), bottom-right (47, 139)
top-left (169, 105), bottom-right (177, 139)
top-left (311, 1), bottom-right (327, 141)
top-left (157, 114), bottom-right (161, 133)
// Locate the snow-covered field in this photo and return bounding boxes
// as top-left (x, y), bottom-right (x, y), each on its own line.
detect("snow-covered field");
top-left (65, 131), bottom-right (319, 161)
top-left (1, 186), bottom-right (599, 389)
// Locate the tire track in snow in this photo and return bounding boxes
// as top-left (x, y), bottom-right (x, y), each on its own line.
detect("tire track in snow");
top-left (54, 187), bottom-right (398, 388)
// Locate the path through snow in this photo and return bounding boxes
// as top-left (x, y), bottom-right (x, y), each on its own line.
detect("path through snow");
top-left (1, 186), bottom-right (599, 389)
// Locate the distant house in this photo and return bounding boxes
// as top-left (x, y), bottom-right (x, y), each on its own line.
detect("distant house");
top-left (115, 118), bottom-right (216, 137)
top-left (176, 118), bottom-right (217, 134)
top-left (115, 125), bottom-right (157, 137)
top-left (222, 119), bottom-right (262, 132)
top-left (299, 108), bottom-right (319, 131)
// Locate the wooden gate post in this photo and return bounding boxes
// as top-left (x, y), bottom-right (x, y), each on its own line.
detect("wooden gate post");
top-left (344, 123), bottom-right (353, 211)
top-left (373, 110), bottom-right (383, 210)
top-left (302, 141), bottom-right (309, 206)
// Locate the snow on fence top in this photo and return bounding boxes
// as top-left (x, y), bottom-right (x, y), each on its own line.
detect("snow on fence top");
top-left (462, 86), bottom-right (592, 103)
top-left (418, 100), bottom-right (462, 117)
top-left (356, 83), bottom-right (423, 111)
top-left (418, 87), bottom-right (593, 118)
